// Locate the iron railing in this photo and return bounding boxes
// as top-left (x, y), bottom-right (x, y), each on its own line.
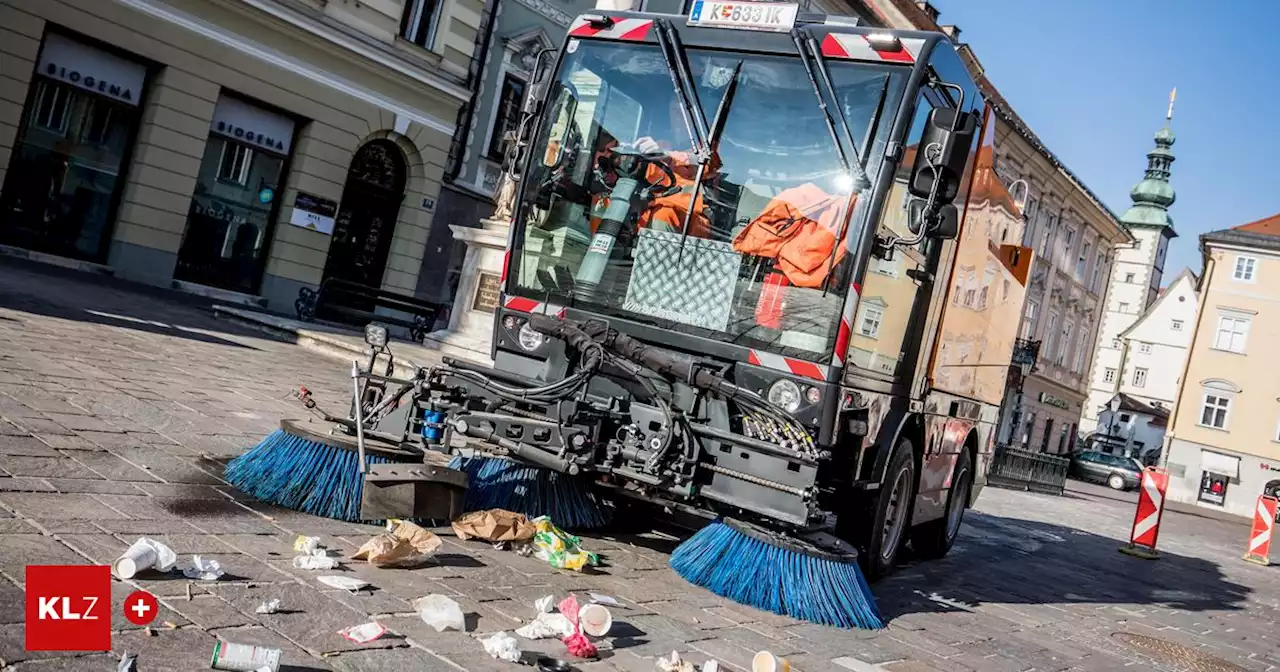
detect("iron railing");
top-left (987, 447), bottom-right (1070, 495)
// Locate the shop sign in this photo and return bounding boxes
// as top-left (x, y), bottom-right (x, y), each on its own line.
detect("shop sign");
top-left (211, 95), bottom-right (295, 155)
top-left (1038, 392), bottom-right (1071, 410)
top-left (38, 33), bottom-right (147, 107)
top-left (289, 192), bottom-right (338, 235)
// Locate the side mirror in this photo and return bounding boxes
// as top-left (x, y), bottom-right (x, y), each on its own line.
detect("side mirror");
top-left (542, 87), bottom-right (578, 168)
top-left (522, 48), bottom-right (558, 118)
top-left (908, 108), bottom-right (978, 202)
top-left (364, 323), bottom-right (388, 348)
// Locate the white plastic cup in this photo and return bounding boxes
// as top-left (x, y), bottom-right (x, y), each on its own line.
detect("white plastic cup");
top-left (113, 541), bottom-right (158, 579)
top-left (578, 603), bottom-right (612, 637)
top-left (752, 651), bottom-right (791, 672)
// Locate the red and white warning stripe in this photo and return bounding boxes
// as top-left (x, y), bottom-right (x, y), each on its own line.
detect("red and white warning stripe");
top-left (568, 17), bottom-right (653, 41)
top-left (1246, 495), bottom-right (1278, 565)
top-left (748, 350), bottom-right (830, 382)
top-left (831, 282), bottom-right (861, 368)
top-left (1128, 467), bottom-right (1169, 550)
top-left (503, 296), bottom-right (566, 318)
top-left (820, 35), bottom-right (924, 63)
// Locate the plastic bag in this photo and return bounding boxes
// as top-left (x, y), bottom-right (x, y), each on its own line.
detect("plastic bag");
top-left (481, 632), bottom-right (521, 662)
top-left (338, 622), bottom-right (386, 643)
top-left (414, 594), bottom-right (465, 632)
top-left (515, 612), bottom-right (574, 640)
top-left (292, 553), bottom-right (340, 570)
top-left (531, 517), bottom-right (599, 571)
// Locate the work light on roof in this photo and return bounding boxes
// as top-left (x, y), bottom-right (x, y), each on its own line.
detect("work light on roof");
top-left (865, 33), bottom-right (902, 51)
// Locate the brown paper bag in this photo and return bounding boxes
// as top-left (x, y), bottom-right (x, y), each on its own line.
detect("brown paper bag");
top-left (451, 509), bottom-right (537, 543)
top-left (351, 520), bottom-right (443, 568)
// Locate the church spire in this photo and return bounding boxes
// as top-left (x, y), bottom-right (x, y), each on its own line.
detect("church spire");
top-left (1119, 90), bottom-right (1177, 229)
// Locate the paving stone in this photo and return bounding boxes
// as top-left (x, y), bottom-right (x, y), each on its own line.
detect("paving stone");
top-left (40, 414), bottom-right (123, 433)
top-left (110, 580), bottom-right (191, 631)
top-left (44, 478), bottom-right (145, 495)
top-left (162, 594), bottom-right (255, 630)
top-left (0, 535), bottom-right (91, 580)
top-left (322, 586), bottom-right (416, 617)
top-left (0, 493), bottom-right (130, 521)
top-left (214, 583), bottom-right (398, 655)
top-left (0, 622), bottom-right (106, 665)
top-left (5, 417), bottom-right (74, 436)
top-left (326, 646), bottom-right (455, 672)
top-left (56, 534), bottom-right (129, 565)
top-left (0, 518), bottom-right (39, 533)
top-left (0, 436), bottom-right (63, 456)
top-left (131, 482), bottom-right (229, 499)
top-left (0, 476), bottom-right (55, 493)
top-left (109, 626), bottom-right (215, 670)
top-left (33, 433), bottom-right (104, 451)
top-left (89, 519), bottom-right (206, 536)
top-left (3, 653), bottom-right (119, 670)
top-left (0, 456), bottom-right (102, 480)
top-left (0, 583), bottom-right (25, 625)
top-left (58, 452), bottom-right (158, 482)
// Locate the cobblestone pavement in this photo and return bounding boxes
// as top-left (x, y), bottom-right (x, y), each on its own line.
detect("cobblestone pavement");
top-left (0, 262), bottom-right (1278, 672)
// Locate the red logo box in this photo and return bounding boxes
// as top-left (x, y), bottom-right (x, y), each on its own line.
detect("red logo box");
top-left (25, 565), bottom-right (111, 652)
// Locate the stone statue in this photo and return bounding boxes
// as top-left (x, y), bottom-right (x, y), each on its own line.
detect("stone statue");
top-left (490, 130), bottom-right (519, 223)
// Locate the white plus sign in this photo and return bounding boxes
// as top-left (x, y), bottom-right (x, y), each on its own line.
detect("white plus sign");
top-left (131, 600), bottom-right (151, 619)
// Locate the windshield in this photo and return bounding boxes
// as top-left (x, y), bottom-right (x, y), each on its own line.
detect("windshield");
top-left (511, 39), bottom-right (908, 359)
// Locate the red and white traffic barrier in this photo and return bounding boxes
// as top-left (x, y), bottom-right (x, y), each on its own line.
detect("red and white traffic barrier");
top-left (1119, 466), bottom-right (1169, 560)
top-left (1244, 495), bottom-right (1278, 566)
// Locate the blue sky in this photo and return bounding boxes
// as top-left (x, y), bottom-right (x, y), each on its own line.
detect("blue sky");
top-left (935, 0), bottom-right (1279, 283)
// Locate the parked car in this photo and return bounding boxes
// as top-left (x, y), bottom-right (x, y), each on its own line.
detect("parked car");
top-left (1069, 451), bottom-right (1144, 491)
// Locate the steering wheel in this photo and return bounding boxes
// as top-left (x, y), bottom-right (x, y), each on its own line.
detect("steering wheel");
top-left (595, 145), bottom-right (680, 198)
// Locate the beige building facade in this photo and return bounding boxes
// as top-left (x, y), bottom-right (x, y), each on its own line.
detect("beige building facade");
top-left (1164, 215), bottom-right (1280, 518)
top-left (0, 0), bottom-right (481, 314)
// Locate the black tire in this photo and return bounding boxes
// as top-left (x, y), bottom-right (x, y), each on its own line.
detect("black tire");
top-left (911, 449), bottom-right (972, 559)
top-left (858, 438), bottom-right (917, 582)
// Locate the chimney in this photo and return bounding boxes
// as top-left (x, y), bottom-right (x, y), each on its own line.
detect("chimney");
top-left (940, 24), bottom-right (962, 41)
top-left (914, 1), bottom-right (940, 22)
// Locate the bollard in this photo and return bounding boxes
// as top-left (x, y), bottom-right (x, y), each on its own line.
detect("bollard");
top-left (1243, 495), bottom-right (1278, 566)
top-left (1119, 466), bottom-right (1169, 560)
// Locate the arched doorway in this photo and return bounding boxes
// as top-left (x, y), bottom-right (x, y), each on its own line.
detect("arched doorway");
top-left (321, 139), bottom-right (408, 296)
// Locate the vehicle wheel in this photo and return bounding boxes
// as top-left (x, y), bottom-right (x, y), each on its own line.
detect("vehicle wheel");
top-left (911, 449), bottom-right (972, 559)
top-left (1107, 473), bottom-right (1126, 491)
top-left (855, 438), bottom-right (917, 582)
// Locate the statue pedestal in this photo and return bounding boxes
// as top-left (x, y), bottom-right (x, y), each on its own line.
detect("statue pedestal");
top-left (421, 218), bottom-right (512, 365)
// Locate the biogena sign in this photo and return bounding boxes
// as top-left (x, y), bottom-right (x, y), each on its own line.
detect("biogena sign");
top-left (37, 33), bottom-right (148, 107)
top-left (210, 95), bottom-right (296, 156)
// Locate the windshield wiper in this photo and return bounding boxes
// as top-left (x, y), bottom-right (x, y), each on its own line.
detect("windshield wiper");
top-left (653, 19), bottom-right (711, 163)
top-left (676, 60), bottom-right (743, 260)
top-left (790, 27), bottom-right (870, 192)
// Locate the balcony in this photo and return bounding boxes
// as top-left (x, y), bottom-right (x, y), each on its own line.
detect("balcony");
top-left (1013, 338), bottom-right (1041, 368)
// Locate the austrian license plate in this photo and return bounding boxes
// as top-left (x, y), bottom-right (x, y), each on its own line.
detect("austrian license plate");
top-left (687, 1), bottom-right (799, 32)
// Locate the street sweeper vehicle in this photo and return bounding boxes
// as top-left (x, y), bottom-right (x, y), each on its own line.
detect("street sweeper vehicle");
top-left (227, 1), bottom-right (1032, 630)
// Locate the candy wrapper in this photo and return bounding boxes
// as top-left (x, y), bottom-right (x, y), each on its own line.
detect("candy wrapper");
top-left (532, 517), bottom-right (599, 571)
top-left (338, 622), bottom-right (386, 643)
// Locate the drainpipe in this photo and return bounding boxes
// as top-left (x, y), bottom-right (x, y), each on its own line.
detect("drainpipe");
top-left (1160, 248), bottom-right (1214, 469)
top-left (445, 0), bottom-right (502, 184)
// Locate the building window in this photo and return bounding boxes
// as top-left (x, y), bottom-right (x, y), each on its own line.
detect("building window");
top-left (1233, 255), bottom-right (1257, 282)
top-left (1041, 418), bottom-right (1054, 453)
top-left (1021, 300), bottom-right (1038, 339)
top-left (1074, 329), bottom-right (1089, 372)
top-left (31, 81), bottom-right (72, 134)
top-left (1171, 319), bottom-right (1183, 331)
top-left (1213, 315), bottom-right (1250, 354)
top-left (1133, 367), bottom-right (1148, 387)
top-left (1045, 310), bottom-right (1059, 356)
top-left (400, 0), bottom-right (441, 48)
top-left (1124, 272), bottom-right (1135, 283)
top-left (1138, 342), bottom-right (1151, 354)
top-left (1104, 367), bottom-right (1116, 383)
top-left (1091, 251), bottom-right (1105, 292)
top-left (858, 304), bottom-right (883, 338)
top-left (1199, 393), bottom-right (1231, 429)
top-left (1056, 320), bottom-right (1073, 367)
top-left (1118, 302), bottom-right (1129, 313)
top-left (1076, 241), bottom-right (1091, 281)
top-left (216, 143), bottom-right (254, 185)
top-left (487, 73), bottom-right (527, 162)
top-left (1198, 472), bottom-right (1228, 506)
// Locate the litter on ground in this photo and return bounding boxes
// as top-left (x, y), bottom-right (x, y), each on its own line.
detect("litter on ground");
top-left (316, 575), bottom-right (369, 592)
top-left (352, 520), bottom-right (442, 568)
top-left (182, 556), bottom-right (224, 581)
top-left (452, 509), bottom-right (537, 543)
top-left (533, 518), bottom-right (599, 571)
top-left (481, 631), bottom-right (521, 662)
top-left (255, 599), bottom-right (282, 615)
top-left (414, 594), bottom-right (465, 632)
top-left (338, 622), bottom-right (387, 644)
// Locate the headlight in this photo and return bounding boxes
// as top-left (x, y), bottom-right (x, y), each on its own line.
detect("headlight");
top-left (517, 321), bottom-right (545, 351)
top-left (364, 324), bottom-right (388, 348)
top-left (767, 379), bottom-right (802, 413)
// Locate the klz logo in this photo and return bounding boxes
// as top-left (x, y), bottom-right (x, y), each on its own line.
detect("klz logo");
top-left (25, 565), bottom-right (111, 651)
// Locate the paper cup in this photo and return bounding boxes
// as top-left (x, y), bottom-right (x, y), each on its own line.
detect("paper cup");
top-left (112, 541), bottom-right (158, 579)
top-left (578, 603), bottom-right (612, 637)
top-left (752, 651), bottom-right (791, 672)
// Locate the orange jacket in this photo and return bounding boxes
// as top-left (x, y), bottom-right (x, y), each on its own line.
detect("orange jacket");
top-left (733, 183), bottom-right (853, 288)
top-left (590, 141), bottom-right (718, 239)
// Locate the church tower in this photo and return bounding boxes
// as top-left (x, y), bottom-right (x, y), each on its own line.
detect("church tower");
top-left (1081, 90), bottom-right (1180, 434)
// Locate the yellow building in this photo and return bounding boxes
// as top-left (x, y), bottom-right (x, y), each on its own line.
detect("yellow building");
top-left (0, 0), bottom-right (481, 314)
top-left (1164, 213), bottom-right (1280, 517)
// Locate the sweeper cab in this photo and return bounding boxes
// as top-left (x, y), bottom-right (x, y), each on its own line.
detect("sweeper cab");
top-left (331, 3), bottom-right (1032, 582)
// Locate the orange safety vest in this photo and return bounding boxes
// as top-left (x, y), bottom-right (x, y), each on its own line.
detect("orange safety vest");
top-left (732, 183), bottom-right (853, 289)
top-left (589, 141), bottom-right (718, 240)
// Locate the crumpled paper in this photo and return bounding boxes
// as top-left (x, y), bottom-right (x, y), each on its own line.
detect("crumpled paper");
top-left (452, 509), bottom-right (537, 543)
top-left (351, 520), bottom-right (443, 568)
top-left (481, 631), bottom-right (521, 662)
top-left (655, 652), bottom-right (695, 672)
top-left (414, 594), bottom-right (465, 632)
top-left (255, 599), bottom-right (281, 615)
top-left (317, 575), bottom-right (369, 592)
top-left (515, 611), bottom-right (574, 640)
top-left (294, 535), bottom-right (322, 554)
top-left (293, 552), bottom-right (340, 570)
top-left (338, 622), bottom-right (387, 643)
top-left (532, 517), bottom-right (599, 572)
top-left (181, 555), bottom-right (223, 581)
top-left (534, 595), bottom-right (556, 613)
